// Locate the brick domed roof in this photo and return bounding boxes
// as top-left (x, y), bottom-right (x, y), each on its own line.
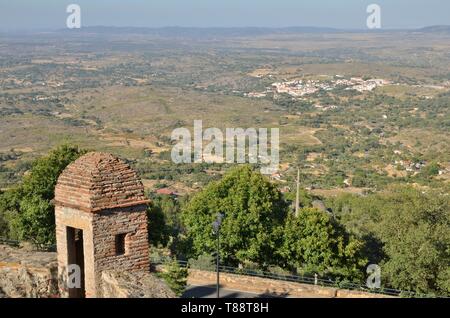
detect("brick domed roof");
top-left (55, 152), bottom-right (149, 212)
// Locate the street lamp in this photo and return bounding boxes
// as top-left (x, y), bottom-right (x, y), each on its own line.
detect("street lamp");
top-left (212, 213), bottom-right (224, 298)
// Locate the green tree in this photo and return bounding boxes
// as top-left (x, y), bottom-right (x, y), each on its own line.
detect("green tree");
top-left (147, 202), bottom-right (170, 247)
top-left (181, 165), bottom-right (287, 268)
top-left (283, 188), bottom-right (313, 209)
top-left (421, 161), bottom-right (440, 178)
top-left (161, 259), bottom-right (188, 296)
top-left (326, 193), bottom-right (385, 265)
top-left (329, 185), bottom-right (450, 296)
top-left (375, 186), bottom-right (450, 295)
top-left (147, 194), bottom-right (184, 249)
top-left (0, 190), bottom-right (8, 237)
top-left (16, 195), bottom-right (54, 244)
top-left (188, 253), bottom-right (215, 271)
top-left (280, 208), bottom-right (367, 281)
top-left (21, 144), bottom-right (86, 201)
top-left (154, 194), bottom-right (182, 236)
top-left (352, 169), bottom-right (372, 188)
top-left (0, 187), bottom-right (24, 238)
top-left (3, 145), bottom-right (86, 245)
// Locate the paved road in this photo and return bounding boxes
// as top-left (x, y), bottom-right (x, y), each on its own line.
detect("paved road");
top-left (182, 284), bottom-right (287, 298)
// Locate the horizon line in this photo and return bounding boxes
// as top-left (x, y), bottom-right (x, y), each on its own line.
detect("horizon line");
top-left (1, 24), bottom-right (449, 33)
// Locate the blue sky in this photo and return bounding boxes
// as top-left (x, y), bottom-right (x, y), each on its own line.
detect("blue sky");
top-left (0, 0), bottom-right (449, 30)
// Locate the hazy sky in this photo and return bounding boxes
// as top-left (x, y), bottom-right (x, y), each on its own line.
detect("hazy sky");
top-left (0, 0), bottom-right (449, 30)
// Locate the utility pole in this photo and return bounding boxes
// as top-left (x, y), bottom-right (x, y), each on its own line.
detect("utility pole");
top-left (295, 168), bottom-right (300, 217)
top-left (212, 213), bottom-right (223, 298)
top-left (216, 227), bottom-right (220, 298)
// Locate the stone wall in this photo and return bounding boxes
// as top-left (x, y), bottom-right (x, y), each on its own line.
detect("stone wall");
top-left (92, 206), bottom-right (150, 297)
top-left (101, 270), bottom-right (175, 298)
top-left (0, 245), bottom-right (173, 298)
top-left (92, 206), bottom-right (149, 272)
top-left (55, 204), bottom-right (149, 297)
top-left (55, 206), bottom-right (96, 297)
top-left (0, 245), bottom-right (59, 298)
top-left (186, 269), bottom-right (393, 298)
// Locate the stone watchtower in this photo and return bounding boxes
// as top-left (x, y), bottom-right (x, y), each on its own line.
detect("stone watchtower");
top-left (54, 152), bottom-right (150, 298)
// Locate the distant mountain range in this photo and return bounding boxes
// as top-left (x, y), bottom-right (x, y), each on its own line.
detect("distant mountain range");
top-left (61, 26), bottom-right (340, 37)
top-left (417, 25), bottom-right (450, 33)
top-left (9, 25), bottom-right (450, 37)
top-left (63, 25), bottom-right (450, 35)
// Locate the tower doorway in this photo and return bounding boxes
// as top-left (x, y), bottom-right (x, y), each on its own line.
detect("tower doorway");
top-left (66, 227), bottom-right (86, 298)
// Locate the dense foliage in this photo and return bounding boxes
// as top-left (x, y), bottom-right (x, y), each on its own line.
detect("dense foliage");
top-left (181, 165), bottom-right (288, 268)
top-left (0, 147), bottom-right (448, 296)
top-left (147, 193), bottom-right (185, 250)
top-left (328, 186), bottom-right (450, 295)
top-left (280, 209), bottom-right (367, 281)
top-left (0, 145), bottom-right (86, 244)
top-left (160, 259), bottom-right (188, 296)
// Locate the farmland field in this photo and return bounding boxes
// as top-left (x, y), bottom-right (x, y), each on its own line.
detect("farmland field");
top-left (0, 27), bottom-right (449, 193)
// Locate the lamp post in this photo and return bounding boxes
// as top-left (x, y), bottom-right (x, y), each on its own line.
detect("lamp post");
top-left (212, 213), bottom-right (224, 298)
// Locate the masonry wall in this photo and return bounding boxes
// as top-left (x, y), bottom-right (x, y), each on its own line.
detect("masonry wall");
top-left (186, 269), bottom-right (393, 298)
top-left (55, 206), bottom-right (95, 297)
top-left (92, 205), bottom-right (149, 297)
top-left (0, 245), bottom-right (58, 298)
top-left (0, 245), bottom-right (175, 299)
top-left (55, 204), bottom-right (149, 298)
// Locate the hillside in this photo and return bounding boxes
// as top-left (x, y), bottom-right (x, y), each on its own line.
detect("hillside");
top-left (0, 28), bottom-right (449, 196)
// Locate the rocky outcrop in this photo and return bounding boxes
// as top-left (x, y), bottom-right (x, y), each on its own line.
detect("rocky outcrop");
top-left (0, 245), bottom-right (58, 298)
top-left (101, 270), bottom-right (175, 298)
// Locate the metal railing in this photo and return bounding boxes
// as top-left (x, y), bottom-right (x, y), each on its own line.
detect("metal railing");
top-left (150, 256), bottom-right (431, 298)
top-left (0, 237), bottom-right (20, 247)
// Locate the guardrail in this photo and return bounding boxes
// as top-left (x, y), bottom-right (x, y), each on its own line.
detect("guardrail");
top-left (150, 256), bottom-right (423, 298)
